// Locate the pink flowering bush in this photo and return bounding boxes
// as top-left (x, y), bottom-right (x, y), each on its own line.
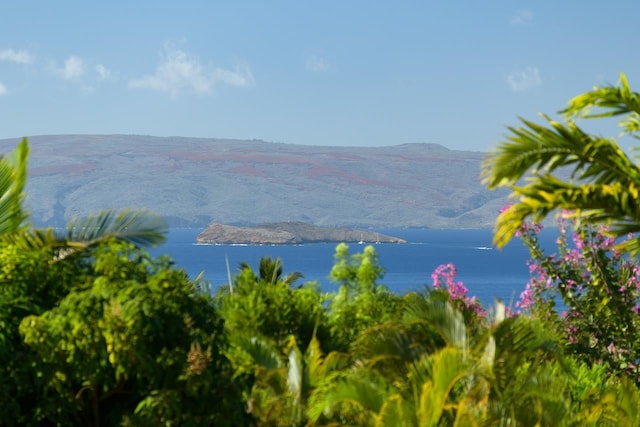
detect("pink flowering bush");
top-left (516, 210), bottom-right (640, 380)
top-left (430, 262), bottom-right (487, 322)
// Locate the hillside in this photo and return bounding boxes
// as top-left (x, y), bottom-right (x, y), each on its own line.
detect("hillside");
top-left (0, 135), bottom-right (509, 228)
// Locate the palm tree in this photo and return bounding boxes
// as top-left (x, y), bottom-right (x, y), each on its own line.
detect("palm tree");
top-left (233, 333), bottom-right (348, 426)
top-left (258, 256), bottom-right (304, 286)
top-left (0, 138), bottom-right (31, 234)
top-left (236, 256), bottom-right (303, 287)
top-left (308, 299), bottom-right (571, 426)
top-left (482, 73), bottom-right (640, 254)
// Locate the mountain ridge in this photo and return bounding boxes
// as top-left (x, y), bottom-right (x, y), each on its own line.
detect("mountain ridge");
top-left (0, 134), bottom-right (509, 229)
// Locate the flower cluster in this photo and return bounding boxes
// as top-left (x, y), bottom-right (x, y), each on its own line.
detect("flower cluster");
top-left (431, 262), bottom-right (486, 318)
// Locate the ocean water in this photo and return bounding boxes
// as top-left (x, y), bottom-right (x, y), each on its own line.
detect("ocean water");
top-left (150, 228), bottom-right (555, 309)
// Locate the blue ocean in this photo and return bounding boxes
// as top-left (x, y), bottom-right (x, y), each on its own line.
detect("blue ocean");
top-left (151, 228), bottom-right (559, 309)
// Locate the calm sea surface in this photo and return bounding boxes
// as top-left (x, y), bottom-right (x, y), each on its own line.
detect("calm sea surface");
top-left (150, 228), bottom-right (557, 309)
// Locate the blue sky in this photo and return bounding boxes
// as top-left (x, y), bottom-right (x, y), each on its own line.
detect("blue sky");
top-left (1, 1), bottom-right (639, 151)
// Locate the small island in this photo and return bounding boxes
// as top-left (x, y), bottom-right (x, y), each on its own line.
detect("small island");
top-left (195, 221), bottom-right (407, 245)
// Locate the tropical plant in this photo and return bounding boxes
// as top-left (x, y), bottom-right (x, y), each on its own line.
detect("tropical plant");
top-left (250, 255), bottom-right (304, 286)
top-left (19, 239), bottom-right (240, 426)
top-left (232, 332), bottom-right (349, 426)
top-left (216, 256), bottom-right (327, 352)
top-left (0, 138), bottom-right (29, 234)
top-left (513, 212), bottom-right (640, 382)
top-left (0, 139), bottom-right (243, 424)
top-left (482, 73), bottom-right (640, 254)
top-left (325, 243), bottom-right (403, 351)
top-left (309, 298), bottom-right (571, 426)
top-left (564, 359), bottom-right (640, 426)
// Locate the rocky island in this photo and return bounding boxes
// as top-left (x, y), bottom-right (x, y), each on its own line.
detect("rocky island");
top-left (195, 221), bottom-right (406, 245)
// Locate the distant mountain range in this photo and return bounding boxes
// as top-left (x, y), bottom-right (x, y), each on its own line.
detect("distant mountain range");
top-left (0, 135), bottom-right (509, 229)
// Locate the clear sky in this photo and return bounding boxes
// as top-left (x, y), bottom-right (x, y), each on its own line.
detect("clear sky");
top-left (1, 1), bottom-right (639, 151)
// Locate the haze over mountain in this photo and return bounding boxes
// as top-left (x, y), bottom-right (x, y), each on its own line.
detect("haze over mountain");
top-left (0, 135), bottom-right (509, 229)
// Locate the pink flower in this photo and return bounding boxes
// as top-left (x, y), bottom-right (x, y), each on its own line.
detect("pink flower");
top-left (572, 232), bottom-right (584, 250)
top-left (430, 263), bottom-right (486, 318)
top-left (516, 283), bottom-right (534, 310)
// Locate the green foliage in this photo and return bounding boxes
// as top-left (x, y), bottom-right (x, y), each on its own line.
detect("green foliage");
top-left (0, 139), bottom-right (242, 425)
top-left (480, 72), bottom-right (640, 424)
top-left (216, 246), bottom-right (407, 425)
top-left (216, 256), bottom-right (328, 352)
top-left (329, 243), bottom-right (384, 291)
top-left (17, 240), bottom-right (239, 426)
top-left (482, 73), bottom-right (640, 254)
top-left (0, 137), bottom-right (29, 234)
top-left (234, 333), bottom-right (350, 426)
top-left (0, 244), bottom-right (88, 424)
top-left (219, 243), bottom-right (640, 425)
top-left (5, 135), bottom-right (640, 424)
top-left (326, 243), bottom-right (402, 351)
top-left (562, 357), bottom-right (640, 425)
top-left (63, 209), bottom-right (168, 248)
top-left (516, 214), bottom-right (640, 381)
top-left (309, 298), bottom-right (573, 426)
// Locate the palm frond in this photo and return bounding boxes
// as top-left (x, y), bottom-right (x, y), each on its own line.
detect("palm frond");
top-left (286, 336), bottom-right (304, 404)
top-left (416, 347), bottom-right (475, 426)
top-left (0, 227), bottom-right (57, 250)
top-left (0, 138), bottom-right (29, 234)
top-left (563, 73), bottom-right (640, 135)
top-left (490, 316), bottom-right (565, 400)
top-left (326, 375), bottom-right (392, 417)
top-left (575, 377), bottom-right (640, 426)
top-left (483, 115), bottom-right (640, 190)
top-left (64, 209), bottom-right (167, 248)
top-left (305, 335), bottom-right (351, 387)
top-left (349, 322), bottom-right (423, 371)
top-left (484, 73), bottom-right (640, 254)
top-left (232, 334), bottom-right (283, 371)
top-left (259, 256), bottom-right (283, 284)
top-left (493, 175), bottom-right (640, 251)
top-left (375, 394), bottom-right (414, 427)
top-left (404, 296), bottom-right (467, 351)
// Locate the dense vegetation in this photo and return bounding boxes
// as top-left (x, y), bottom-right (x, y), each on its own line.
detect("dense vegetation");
top-left (3, 74), bottom-right (640, 425)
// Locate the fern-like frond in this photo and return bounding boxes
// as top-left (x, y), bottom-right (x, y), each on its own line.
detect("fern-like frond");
top-left (349, 321), bottom-right (426, 380)
top-left (563, 73), bottom-right (640, 134)
top-left (231, 334), bottom-right (283, 371)
top-left (64, 209), bottom-right (167, 248)
top-left (483, 115), bottom-right (640, 190)
top-left (485, 73), bottom-right (640, 254)
top-left (416, 347), bottom-right (476, 426)
top-left (305, 335), bottom-right (351, 388)
top-left (404, 297), bottom-right (467, 351)
top-left (307, 370), bottom-right (393, 424)
top-left (0, 138), bottom-right (29, 234)
top-left (493, 175), bottom-right (640, 251)
top-left (375, 394), bottom-right (415, 427)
